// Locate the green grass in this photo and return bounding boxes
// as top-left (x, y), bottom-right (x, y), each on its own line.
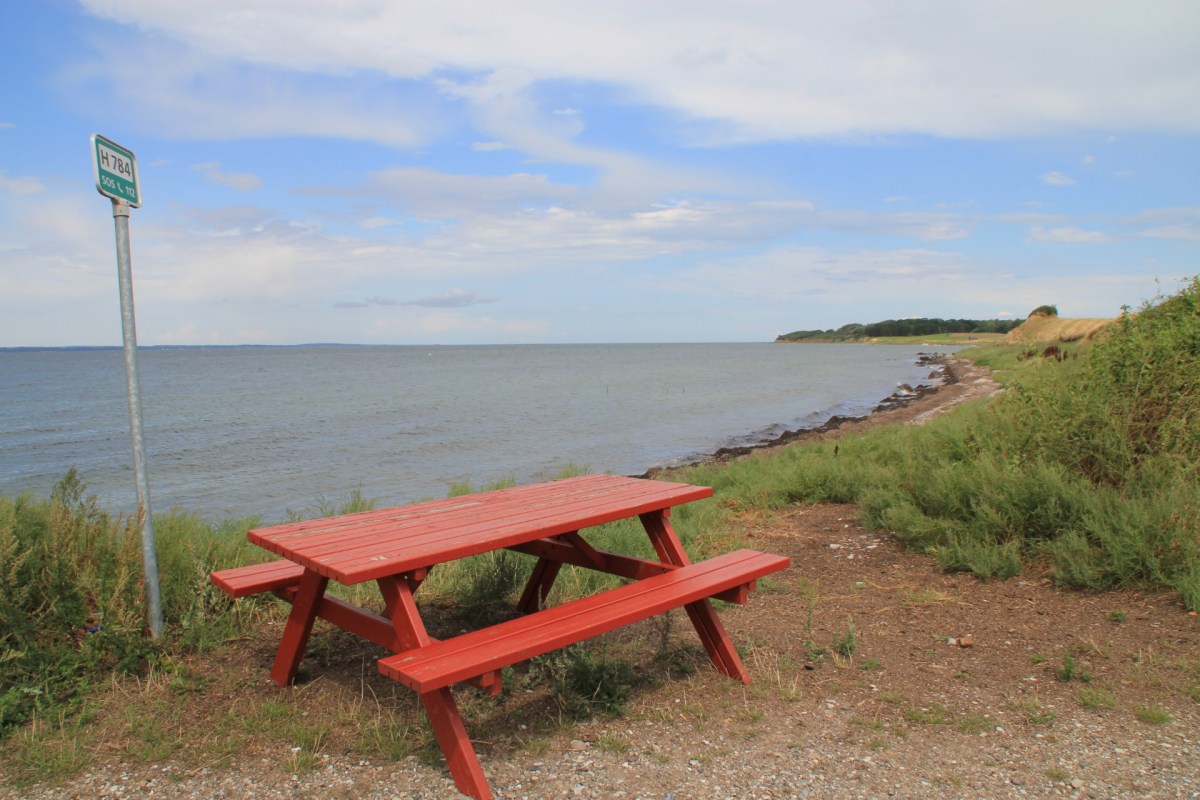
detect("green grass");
top-left (903, 703), bottom-right (951, 725)
top-left (5, 712), bottom-right (94, 785)
top-left (834, 619), bottom-right (858, 658)
top-left (1134, 704), bottom-right (1172, 725)
top-left (1009, 699), bottom-right (1057, 727)
top-left (1075, 687), bottom-right (1116, 710)
top-left (955, 713), bottom-right (993, 734)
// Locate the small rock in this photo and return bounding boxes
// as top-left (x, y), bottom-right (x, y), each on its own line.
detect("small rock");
top-left (958, 635), bottom-right (974, 648)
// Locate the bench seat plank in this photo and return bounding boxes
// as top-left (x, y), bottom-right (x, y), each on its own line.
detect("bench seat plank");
top-left (211, 560), bottom-right (305, 598)
top-left (379, 549), bottom-right (789, 693)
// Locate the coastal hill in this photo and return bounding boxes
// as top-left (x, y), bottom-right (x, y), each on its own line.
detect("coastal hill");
top-left (777, 306), bottom-right (1116, 345)
top-left (1004, 304), bottom-right (1115, 344)
top-left (775, 317), bottom-right (1020, 344)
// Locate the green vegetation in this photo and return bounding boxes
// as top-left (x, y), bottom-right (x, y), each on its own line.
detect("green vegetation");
top-left (695, 277), bottom-right (1200, 609)
top-left (1009, 698), bottom-right (1057, 727)
top-left (1056, 649), bottom-right (1092, 684)
top-left (1134, 703), bottom-right (1172, 725)
top-left (777, 317), bottom-right (1020, 343)
top-left (1074, 687), bottom-right (1116, 710)
top-left (833, 618), bottom-right (858, 658)
top-left (0, 470), bottom-right (266, 733)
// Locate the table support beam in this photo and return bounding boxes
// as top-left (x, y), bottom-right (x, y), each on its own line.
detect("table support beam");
top-left (517, 556), bottom-right (562, 614)
top-left (382, 574), bottom-right (494, 798)
top-left (422, 687), bottom-right (493, 800)
top-left (639, 509), bottom-right (751, 683)
top-left (270, 568), bottom-right (328, 686)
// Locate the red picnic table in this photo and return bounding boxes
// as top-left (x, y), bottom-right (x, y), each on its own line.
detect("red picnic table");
top-left (211, 474), bottom-right (789, 800)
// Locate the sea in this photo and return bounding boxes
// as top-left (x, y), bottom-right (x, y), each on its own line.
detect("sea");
top-left (0, 343), bottom-right (956, 523)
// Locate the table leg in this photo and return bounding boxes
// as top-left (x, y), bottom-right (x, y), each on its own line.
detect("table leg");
top-left (422, 687), bottom-right (494, 800)
top-left (517, 557), bottom-right (561, 613)
top-left (379, 574), bottom-right (494, 798)
top-left (682, 598), bottom-right (751, 683)
top-left (639, 510), bottom-right (752, 684)
top-left (270, 568), bottom-right (328, 687)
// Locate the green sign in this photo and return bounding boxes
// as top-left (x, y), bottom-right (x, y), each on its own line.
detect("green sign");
top-left (91, 134), bottom-right (141, 207)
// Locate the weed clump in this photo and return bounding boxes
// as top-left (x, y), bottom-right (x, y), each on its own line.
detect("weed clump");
top-left (526, 643), bottom-right (639, 719)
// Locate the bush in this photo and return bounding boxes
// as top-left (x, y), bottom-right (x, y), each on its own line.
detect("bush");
top-left (0, 471), bottom-right (262, 734)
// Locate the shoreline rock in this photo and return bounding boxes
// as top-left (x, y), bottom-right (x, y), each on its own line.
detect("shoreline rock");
top-left (637, 353), bottom-right (987, 478)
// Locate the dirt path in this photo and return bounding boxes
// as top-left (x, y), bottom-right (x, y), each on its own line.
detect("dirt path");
top-left (6, 360), bottom-right (1198, 800)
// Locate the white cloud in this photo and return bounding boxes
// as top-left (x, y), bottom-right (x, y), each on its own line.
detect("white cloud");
top-left (666, 246), bottom-right (1168, 323)
top-left (0, 174), bottom-right (44, 195)
top-left (403, 288), bottom-right (498, 308)
top-left (192, 162), bottom-right (263, 192)
top-left (368, 312), bottom-right (549, 340)
top-left (1124, 206), bottom-right (1200, 241)
top-left (63, 34), bottom-right (431, 147)
top-left (995, 212), bottom-right (1067, 225)
top-left (360, 167), bottom-right (578, 215)
top-left (816, 210), bottom-right (973, 241)
top-left (1030, 225), bottom-right (1112, 243)
top-left (671, 247), bottom-right (977, 303)
top-left (76, 1), bottom-right (1200, 145)
top-left (1139, 225), bottom-right (1200, 241)
top-left (360, 217), bottom-right (402, 229)
top-left (1042, 172), bottom-right (1076, 186)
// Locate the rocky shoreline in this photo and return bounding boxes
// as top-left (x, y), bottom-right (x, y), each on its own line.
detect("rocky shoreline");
top-left (640, 353), bottom-right (960, 475)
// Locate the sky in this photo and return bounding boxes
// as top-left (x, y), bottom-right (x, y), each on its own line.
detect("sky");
top-left (1, 1), bottom-right (1198, 347)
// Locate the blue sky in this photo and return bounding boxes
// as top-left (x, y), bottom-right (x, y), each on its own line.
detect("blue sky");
top-left (1, 1), bottom-right (1197, 346)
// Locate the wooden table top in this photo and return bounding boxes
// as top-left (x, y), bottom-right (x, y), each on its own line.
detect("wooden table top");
top-left (248, 474), bottom-right (712, 584)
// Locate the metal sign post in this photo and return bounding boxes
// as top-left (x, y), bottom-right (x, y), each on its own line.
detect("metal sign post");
top-left (91, 134), bottom-right (163, 639)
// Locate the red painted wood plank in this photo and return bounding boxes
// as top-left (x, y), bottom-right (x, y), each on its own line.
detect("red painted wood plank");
top-left (421, 687), bottom-right (494, 800)
top-left (254, 475), bottom-right (670, 542)
top-left (270, 569), bottom-right (328, 686)
top-left (317, 484), bottom-right (703, 575)
top-left (258, 477), bottom-right (704, 551)
top-left (378, 549), bottom-right (789, 693)
top-left (210, 560), bottom-right (305, 597)
top-left (250, 476), bottom-right (712, 584)
top-left (256, 477), bottom-right (705, 563)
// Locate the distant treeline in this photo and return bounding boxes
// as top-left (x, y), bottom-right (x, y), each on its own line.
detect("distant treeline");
top-left (776, 317), bottom-right (1021, 342)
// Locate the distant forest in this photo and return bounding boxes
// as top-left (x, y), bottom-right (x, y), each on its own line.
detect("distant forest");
top-left (776, 317), bottom-right (1021, 342)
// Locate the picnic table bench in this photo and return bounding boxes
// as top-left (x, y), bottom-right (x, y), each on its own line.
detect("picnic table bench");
top-left (211, 474), bottom-right (789, 800)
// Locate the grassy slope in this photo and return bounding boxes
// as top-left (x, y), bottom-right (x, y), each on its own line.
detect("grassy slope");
top-left (1005, 315), bottom-right (1114, 344)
